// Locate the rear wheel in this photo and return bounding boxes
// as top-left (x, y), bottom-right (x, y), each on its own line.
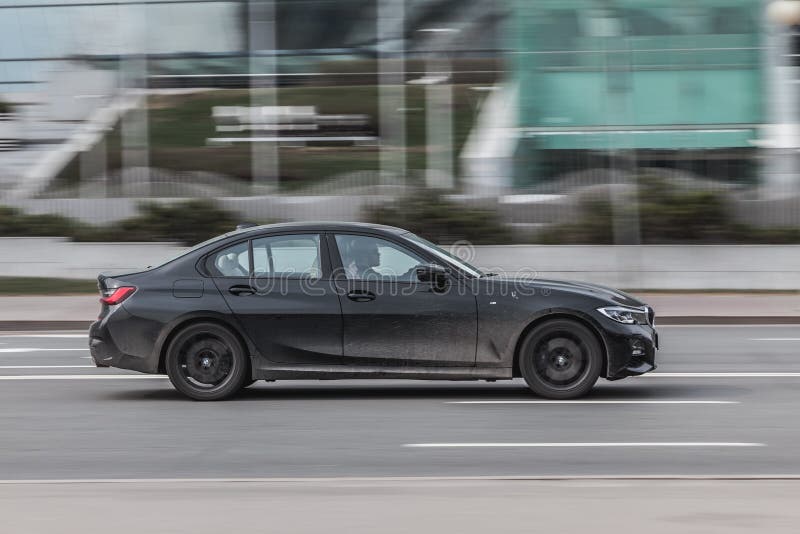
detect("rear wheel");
top-left (519, 319), bottom-right (602, 399)
top-left (165, 322), bottom-right (250, 401)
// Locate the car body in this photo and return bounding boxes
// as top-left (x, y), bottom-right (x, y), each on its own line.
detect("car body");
top-left (89, 222), bottom-right (658, 400)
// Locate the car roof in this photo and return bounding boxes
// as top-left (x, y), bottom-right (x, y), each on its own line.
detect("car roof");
top-left (234, 221), bottom-right (408, 237)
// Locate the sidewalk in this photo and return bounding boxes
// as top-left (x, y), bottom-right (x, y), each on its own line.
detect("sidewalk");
top-left (0, 293), bottom-right (798, 329)
top-left (639, 292), bottom-right (800, 324)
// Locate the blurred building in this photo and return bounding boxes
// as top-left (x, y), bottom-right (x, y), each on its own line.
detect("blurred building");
top-left (1, 0), bottom-right (800, 228)
top-left (0, 0), bottom-right (503, 207)
top-left (511, 0), bottom-right (762, 187)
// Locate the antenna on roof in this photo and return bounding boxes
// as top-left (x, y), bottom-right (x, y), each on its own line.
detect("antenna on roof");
top-left (236, 222), bottom-right (258, 230)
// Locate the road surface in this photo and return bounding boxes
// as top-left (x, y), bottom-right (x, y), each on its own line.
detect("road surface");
top-left (2, 325), bottom-right (800, 532)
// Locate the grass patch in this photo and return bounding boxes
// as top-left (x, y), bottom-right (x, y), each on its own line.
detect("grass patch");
top-left (145, 85), bottom-right (479, 190)
top-left (0, 277), bottom-right (98, 295)
top-left (49, 84), bottom-right (484, 194)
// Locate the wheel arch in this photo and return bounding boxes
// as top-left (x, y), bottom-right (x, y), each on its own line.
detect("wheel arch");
top-left (512, 311), bottom-right (610, 378)
top-left (154, 312), bottom-right (255, 375)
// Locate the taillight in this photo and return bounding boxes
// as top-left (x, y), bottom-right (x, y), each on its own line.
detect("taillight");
top-left (101, 286), bottom-right (136, 305)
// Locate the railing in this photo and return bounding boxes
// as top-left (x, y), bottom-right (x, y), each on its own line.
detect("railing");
top-left (208, 105), bottom-right (377, 146)
top-left (0, 113), bottom-right (20, 152)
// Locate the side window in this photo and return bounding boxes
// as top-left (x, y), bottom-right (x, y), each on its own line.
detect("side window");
top-left (335, 234), bottom-right (425, 281)
top-left (252, 234), bottom-right (321, 278)
top-left (210, 241), bottom-right (250, 277)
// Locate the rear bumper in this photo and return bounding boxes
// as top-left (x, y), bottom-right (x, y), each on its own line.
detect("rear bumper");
top-left (89, 315), bottom-right (159, 374)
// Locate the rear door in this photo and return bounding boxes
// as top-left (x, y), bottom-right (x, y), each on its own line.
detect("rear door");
top-left (331, 233), bottom-right (477, 366)
top-left (210, 233), bottom-right (343, 365)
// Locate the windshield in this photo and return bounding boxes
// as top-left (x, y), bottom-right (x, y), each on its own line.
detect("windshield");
top-left (404, 233), bottom-right (484, 278)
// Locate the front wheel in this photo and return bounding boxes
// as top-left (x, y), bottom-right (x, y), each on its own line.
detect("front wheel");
top-left (165, 322), bottom-right (250, 401)
top-left (518, 319), bottom-right (602, 399)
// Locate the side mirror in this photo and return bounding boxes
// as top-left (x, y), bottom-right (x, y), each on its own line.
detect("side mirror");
top-left (416, 263), bottom-right (448, 284)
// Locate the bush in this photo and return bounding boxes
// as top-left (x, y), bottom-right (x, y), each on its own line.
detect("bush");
top-left (110, 199), bottom-right (238, 245)
top-left (367, 189), bottom-right (512, 244)
top-left (0, 206), bottom-right (92, 238)
top-left (638, 177), bottom-right (730, 242)
top-left (0, 200), bottom-right (239, 246)
top-left (535, 198), bottom-right (612, 244)
top-left (539, 176), bottom-right (752, 244)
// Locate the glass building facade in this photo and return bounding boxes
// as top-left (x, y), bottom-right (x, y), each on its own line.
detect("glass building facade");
top-left (0, 1), bottom-right (243, 92)
top-left (0, 0), bottom-right (786, 205)
top-left (512, 0), bottom-right (763, 186)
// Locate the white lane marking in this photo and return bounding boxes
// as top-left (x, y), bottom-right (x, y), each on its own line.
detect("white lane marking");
top-left (1, 373), bottom-right (798, 380)
top-left (4, 474), bottom-right (800, 484)
top-left (0, 348), bottom-right (86, 353)
top-left (0, 334), bottom-right (87, 338)
top-left (0, 365), bottom-right (95, 369)
top-left (657, 325), bottom-right (800, 328)
top-left (405, 442), bottom-right (764, 448)
top-left (0, 375), bottom-right (164, 380)
top-left (447, 400), bottom-right (737, 405)
top-left (749, 338), bottom-right (800, 341)
top-left (646, 372), bottom-right (800, 378)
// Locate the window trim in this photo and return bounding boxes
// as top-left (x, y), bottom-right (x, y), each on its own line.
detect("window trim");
top-left (327, 231), bottom-right (453, 283)
top-left (200, 231), bottom-right (330, 279)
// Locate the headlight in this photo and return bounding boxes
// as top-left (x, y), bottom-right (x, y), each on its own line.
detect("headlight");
top-left (597, 305), bottom-right (649, 325)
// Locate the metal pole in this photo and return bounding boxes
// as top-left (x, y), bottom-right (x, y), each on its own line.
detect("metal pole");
top-left (762, 2), bottom-right (800, 210)
top-left (425, 53), bottom-right (454, 189)
top-left (119, 2), bottom-right (149, 197)
top-left (248, 0), bottom-right (279, 200)
top-left (378, 0), bottom-right (407, 188)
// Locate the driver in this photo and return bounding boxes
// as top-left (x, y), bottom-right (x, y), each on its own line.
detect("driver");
top-left (345, 239), bottom-right (381, 280)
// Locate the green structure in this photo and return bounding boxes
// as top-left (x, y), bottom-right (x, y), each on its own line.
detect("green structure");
top-left (512, 0), bottom-right (763, 186)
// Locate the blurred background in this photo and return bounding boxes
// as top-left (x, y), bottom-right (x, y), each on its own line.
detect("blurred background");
top-left (2, 0), bottom-right (800, 289)
top-left (4, 5), bottom-right (800, 531)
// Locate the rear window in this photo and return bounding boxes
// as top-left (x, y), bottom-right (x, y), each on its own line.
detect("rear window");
top-left (209, 241), bottom-right (250, 277)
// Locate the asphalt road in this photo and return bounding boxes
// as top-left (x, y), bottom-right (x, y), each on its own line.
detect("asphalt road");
top-left (4, 325), bottom-right (800, 533)
top-left (1, 325), bottom-right (799, 480)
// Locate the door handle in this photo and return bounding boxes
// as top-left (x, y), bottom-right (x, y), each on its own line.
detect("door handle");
top-left (347, 290), bottom-right (376, 302)
top-left (229, 285), bottom-right (255, 296)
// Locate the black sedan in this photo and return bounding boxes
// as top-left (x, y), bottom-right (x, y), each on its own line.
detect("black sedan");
top-left (89, 222), bottom-right (657, 400)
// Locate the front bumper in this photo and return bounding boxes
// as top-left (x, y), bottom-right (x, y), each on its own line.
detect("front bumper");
top-left (602, 322), bottom-right (658, 380)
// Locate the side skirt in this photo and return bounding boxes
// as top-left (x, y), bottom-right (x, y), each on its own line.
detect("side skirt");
top-left (253, 365), bottom-right (514, 381)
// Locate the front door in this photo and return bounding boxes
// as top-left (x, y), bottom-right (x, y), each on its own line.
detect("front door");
top-left (211, 233), bottom-right (343, 365)
top-left (332, 233), bottom-right (477, 366)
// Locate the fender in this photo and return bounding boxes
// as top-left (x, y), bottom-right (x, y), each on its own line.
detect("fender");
top-left (507, 307), bottom-right (612, 377)
top-left (151, 310), bottom-right (262, 373)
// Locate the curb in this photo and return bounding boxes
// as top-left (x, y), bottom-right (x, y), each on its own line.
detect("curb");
top-left (3, 474), bottom-right (800, 484)
top-left (657, 316), bottom-right (800, 325)
top-left (0, 321), bottom-right (93, 331)
top-left (0, 317), bottom-right (798, 332)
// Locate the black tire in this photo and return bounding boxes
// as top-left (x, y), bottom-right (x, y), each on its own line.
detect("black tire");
top-left (165, 322), bottom-right (250, 401)
top-left (518, 319), bottom-right (603, 399)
